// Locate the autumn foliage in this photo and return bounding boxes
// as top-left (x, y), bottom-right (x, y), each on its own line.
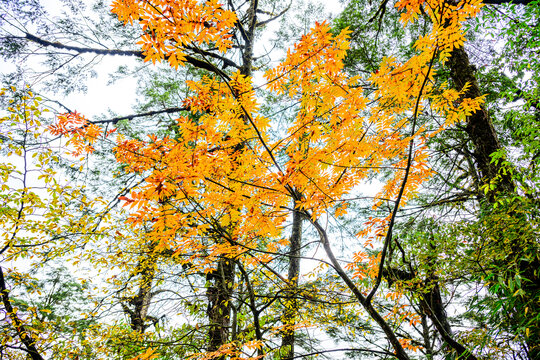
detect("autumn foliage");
top-left (102, 0), bottom-right (484, 281)
top-left (96, 0), bottom-right (482, 357)
top-left (1, 0), bottom-right (507, 359)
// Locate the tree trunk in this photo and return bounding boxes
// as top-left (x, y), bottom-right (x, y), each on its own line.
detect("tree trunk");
top-left (207, 257), bottom-right (236, 357)
top-left (280, 208), bottom-right (302, 360)
top-left (121, 243), bottom-right (159, 333)
top-left (447, 46), bottom-right (514, 194)
top-left (383, 265), bottom-right (478, 360)
top-left (0, 267), bottom-right (45, 360)
top-left (448, 46), bottom-right (539, 358)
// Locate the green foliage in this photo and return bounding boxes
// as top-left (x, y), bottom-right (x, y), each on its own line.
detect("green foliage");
top-left (4, 266), bottom-right (97, 358)
top-left (472, 196), bottom-right (540, 354)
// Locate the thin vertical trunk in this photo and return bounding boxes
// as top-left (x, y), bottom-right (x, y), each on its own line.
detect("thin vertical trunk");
top-left (0, 267), bottom-right (45, 360)
top-left (419, 243), bottom-right (455, 356)
top-left (382, 265), bottom-right (477, 360)
top-left (203, 0), bottom-right (258, 355)
top-left (421, 313), bottom-right (434, 360)
top-left (419, 274), bottom-right (477, 360)
top-left (280, 208), bottom-right (302, 360)
top-left (207, 257), bottom-right (236, 357)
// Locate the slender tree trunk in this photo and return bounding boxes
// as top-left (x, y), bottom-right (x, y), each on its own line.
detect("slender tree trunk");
top-left (203, 0), bottom-right (258, 355)
top-left (0, 267), bottom-right (45, 360)
top-left (383, 265), bottom-right (478, 360)
top-left (419, 276), bottom-right (477, 360)
top-left (280, 208), bottom-right (303, 360)
top-left (421, 313), bottom-right (434, 360)
top-left (207, 257), bottom-right (236, 357)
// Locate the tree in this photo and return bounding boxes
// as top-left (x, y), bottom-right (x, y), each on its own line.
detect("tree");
top-left (335, 0), bottom-right (540, 358)
top-left (0, 86), bottom-right (108, 359)
top-left (1, 0), bottom-right (525, 359)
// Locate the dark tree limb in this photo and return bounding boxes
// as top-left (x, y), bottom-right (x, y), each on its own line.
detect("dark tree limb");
top-left (383, 267), bottom-right (478, 360)
top-left (256, 2), bottom-right (291, 28)
top-left (366, 44), bottom-right (438, 304)
top-left (23, 33), bottom-right (230, 79)
top-left (483, 0), bottom-right (536, 4)
top-left (91, 107), bottom-right (188, 125)
top-left (185, 45), bottom-right (240, 69)
top-left (236, 262), bottom-right (264, 357)
top-left (310, 219), bottom-right (411, 360)
top-left (24, 33), bottom-right (143, 57)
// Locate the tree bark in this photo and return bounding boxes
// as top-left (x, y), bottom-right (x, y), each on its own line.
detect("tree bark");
top-left (383, 266), bottom-right (478, 360)
top-left (448, 45), bottom-right (539, 358)
top-left (418, 277), bottom-right (477, 360)
top-left (203, 0), bottom-right (260, 355)
top-left (121, 242), bottom-right (159, 333)
top-left (23, 33), bottom-right (231, 79)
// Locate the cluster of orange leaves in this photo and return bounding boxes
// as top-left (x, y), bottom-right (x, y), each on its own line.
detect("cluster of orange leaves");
top-left (49, 112), bottom-right (115, 156)
top-left (105, 0), bottom-right (485, 264)
top-left (112, 0), bottom-right (237, 67)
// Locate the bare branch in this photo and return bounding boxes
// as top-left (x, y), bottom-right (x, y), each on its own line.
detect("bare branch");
top-left (91, 107), bottom-right (188, 125)
top-left (22, 33), bottom-right (230, 79)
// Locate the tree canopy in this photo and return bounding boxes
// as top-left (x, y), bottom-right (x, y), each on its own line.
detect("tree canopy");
top-left (0, 0), bottom-right (539, 359)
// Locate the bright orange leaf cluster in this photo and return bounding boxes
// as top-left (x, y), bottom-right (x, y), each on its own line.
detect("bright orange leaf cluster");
top-left (107, 0), bottom-right (484, 299)
top-left (111, 0), bottom-right (237, 67)
top-left (49, 111), bottom-right (105, 156)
